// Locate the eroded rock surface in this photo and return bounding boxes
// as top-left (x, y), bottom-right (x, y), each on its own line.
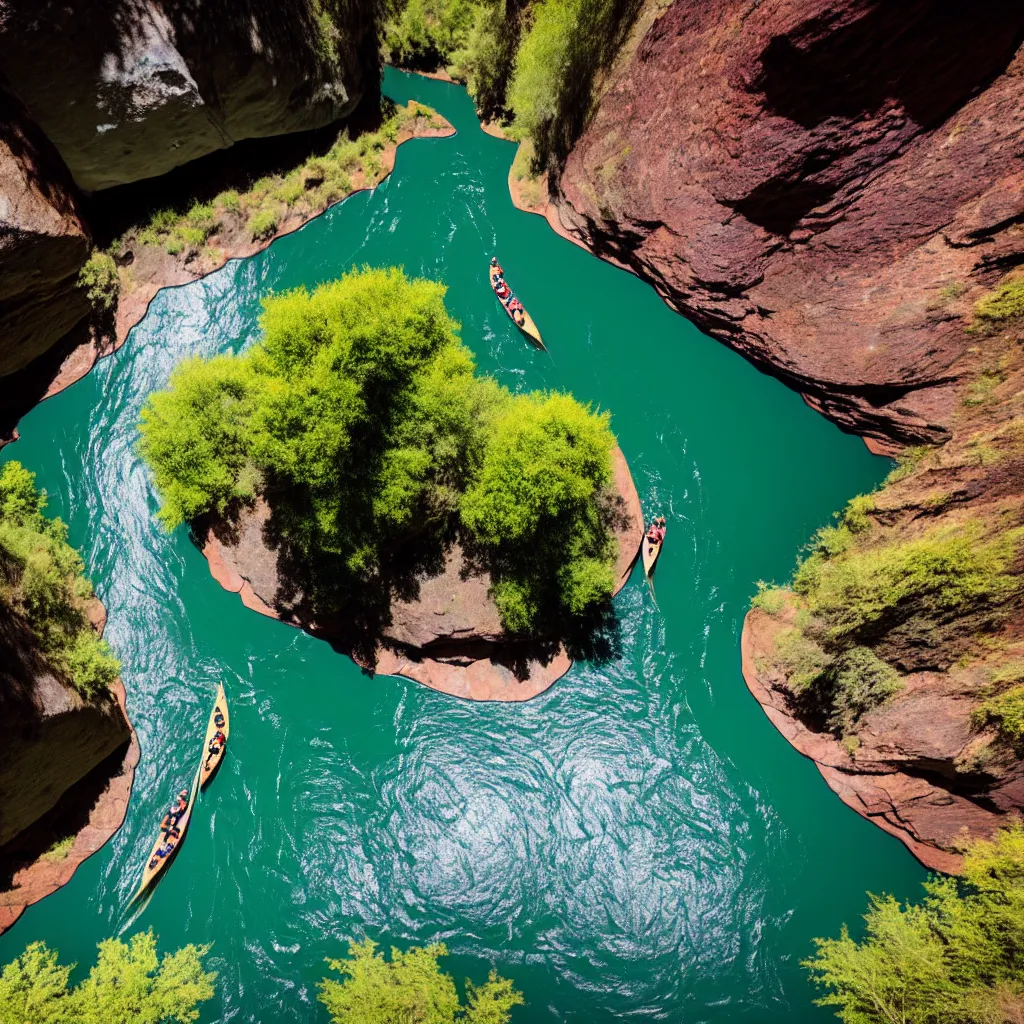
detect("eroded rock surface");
top-left (0, 86), bottom-right (90, 377)
top-left (202, 447), bottom-right (644, 700)
top-left (0, 602), bottom-right (138, 934)
top-left (0, 0), bottom-right (377, 191)
top-left (557, 0), bottom-right (1024, 450)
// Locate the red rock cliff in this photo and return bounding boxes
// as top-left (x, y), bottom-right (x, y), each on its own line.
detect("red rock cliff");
top-left (557, 0), bottom-right (1024, 451)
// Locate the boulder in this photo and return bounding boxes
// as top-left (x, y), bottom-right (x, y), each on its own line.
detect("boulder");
top-left (0, 0), bottom-right (378, 191)
top-left (0, 85), bottom-right (90, 377)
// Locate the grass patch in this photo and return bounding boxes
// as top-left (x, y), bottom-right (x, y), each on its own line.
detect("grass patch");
top-left (41, 836), bottom-right (74, 862)
top-left (963, 367), bottom-right (1007, 407)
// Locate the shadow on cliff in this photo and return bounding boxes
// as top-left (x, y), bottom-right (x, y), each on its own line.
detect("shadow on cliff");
top-left (755, 0), bottom-right (1024, 131)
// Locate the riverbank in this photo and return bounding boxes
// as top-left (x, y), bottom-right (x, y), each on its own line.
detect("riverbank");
top-left (0, 599), bottom-right (138, 936)
top-left (201, 447), bottom-right (643, 701)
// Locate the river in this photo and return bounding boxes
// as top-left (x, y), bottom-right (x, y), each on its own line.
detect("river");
top-left (0, 69), bottom-right (924, 1022)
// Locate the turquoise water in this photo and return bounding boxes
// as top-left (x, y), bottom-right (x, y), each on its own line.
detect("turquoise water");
top-left (0, 69), bottom-right (924, 1022)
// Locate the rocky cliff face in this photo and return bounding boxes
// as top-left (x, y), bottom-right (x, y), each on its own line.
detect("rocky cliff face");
top-left (0, 602), bottom-right (137, 932)
top-left (552, 0), bottom-right (1024, 866)
top-left (557, 0), bottom-right (1024, 451)
top-left (0, 0), bottom-right (378, 192)
top-left (0, 86), bottom-right (91, 378)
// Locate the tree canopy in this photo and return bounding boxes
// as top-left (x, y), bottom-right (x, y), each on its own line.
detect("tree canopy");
top-left (138, 267), bottom-right (618, 635)
top-left (0, 931), bottom-right (215, 1024)
top-left (805, 826), bottom-right (1024, 1023)
top-left (318, 938), bottom-right (523, 1024)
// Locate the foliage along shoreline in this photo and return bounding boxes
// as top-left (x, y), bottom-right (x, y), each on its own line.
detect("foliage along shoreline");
top-left (741, 273), bottom-right (1024, 873)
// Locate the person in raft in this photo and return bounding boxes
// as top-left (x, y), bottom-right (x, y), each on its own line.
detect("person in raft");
top-left (206, 729), bottom-right (227, 769)
top-left (490, 256), bottom-right (503, 278)
top-left (647, 517), bottom-right (666, 544)
top-left (214, 707), bottom-right (225, 730)
top-left (160, 789), bottom-right (188, 834)
top-left (495, 276), bottom-right (511, 300)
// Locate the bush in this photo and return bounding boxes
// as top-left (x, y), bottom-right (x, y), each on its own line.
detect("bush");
top-left (248, 206), bottom-right (279, 241)
top-left (461, 390), bottom-right (616, 632)
top-left (816, 646), bottom-right (901, 735)
top-left (319, 938), bottom-right (522, 1024)
top-left (805, 826), bottom-right (1024, 1024)
top-left (974, 275), bottom-right (1024, 322)
top-left (216, 189), bottom-right (242, 214)
top-left (78, 250), bottom-right (119, 312)
top-left (974, 685), bottom-right (1024, 745)
top-left (793, 521), bottom-right (1022, 644)
top-left (449, 0), bottom-right (520, 115)
top-left (751, 581), bottom-right (787, 615)
top-left (0, 930), bottom-right (215, 1024)
top-left (0, 461), bottom-right (120, 697)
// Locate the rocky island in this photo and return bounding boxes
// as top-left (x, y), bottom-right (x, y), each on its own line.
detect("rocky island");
top-left (139, 267), bottom-right (642, 701)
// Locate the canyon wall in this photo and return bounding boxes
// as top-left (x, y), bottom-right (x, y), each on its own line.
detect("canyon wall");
top-left (0, 0), bottom-right (378, 192)
top-left (0, 0), bottom-right (380, 394)
top-left (557, 0), bottom-right (1024, 451)
top-left (553, 0), bottom-right (1024, 866)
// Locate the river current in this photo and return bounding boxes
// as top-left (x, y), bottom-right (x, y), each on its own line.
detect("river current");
top-left (0, 70), bottom-right (924, 1022)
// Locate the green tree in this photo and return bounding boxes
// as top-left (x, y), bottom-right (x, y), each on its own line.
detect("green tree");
top-left (805, 826), bottom-right (1024, 1023)
top-left (318, 939), bottom-right (523, 1024)
top-left (461, 391), bottom-right (616, 633)
top-left (0, 461), bottom-right (120, 696)
top-left (0, 931), bottom-right (215, 1024)
top-left (138, 268), bottom-right (619, 635)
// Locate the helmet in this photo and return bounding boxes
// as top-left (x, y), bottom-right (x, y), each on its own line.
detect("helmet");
top-left (490, 256), bottom-right (498, 265)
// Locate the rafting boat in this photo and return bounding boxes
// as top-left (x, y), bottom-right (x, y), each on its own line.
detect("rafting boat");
top-left (200, 683), bottom-right (230, 789)
top-left (641, 519), bottom-right (666, 581)
top-left (133, 762), bottom-right (201, 901)
top-left (488, 264), bottom-right (545, 349)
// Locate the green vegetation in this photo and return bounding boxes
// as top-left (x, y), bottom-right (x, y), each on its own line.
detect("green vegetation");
top-left (385, 0), bottom-right (641, 167)
top-left (793, 520), bottom-right (1022, 645)
top-left (0, 930), bottom-right (214, 1024)
top-left (805, 826), bottom-right (1024, 1023)
top-left (121, 103), bottom-right (441, 268)
top-left (974, 685), bottom-right (1024, 746)
top-left (138, 267), bottom-right (619, 636)
top-left (319, 939), bottom-right (522, 1024)
top-left (40, 836), bottom-right (75, 862)
top-left (0, 461), bottom-right (120, 697)
top-left (974, 274), bottom-right (1024, 323)
top-left (752, 474), bottom-right (1024, 735)
top-left (78, 250), bottom-right (120, 312)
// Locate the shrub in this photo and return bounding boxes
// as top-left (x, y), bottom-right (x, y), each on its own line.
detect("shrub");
top-left (78, 250), bottom-right (119, 312)
top-left (974, 275), bottom-right (1024, 322)
top-left (974, 685), bottom-right (1024, 745)
top-left (805, 826), bottom-right (1024, 1024)
top-left (793, 521), bottom-right (1022, 644)
top-left (248, 206), bottom-right (279, 241)
top-left (816, 646), bottom-right (901, 735)
top-left (884, 444), bottom-right (930, 485)
top-left (382, 0), bottom-right (477, 66)
top-left (319, 938), bottom-right (522, 1024)
top-left (215, 189), bottom-right (242, 214)
top-left (460, 390), bottom-right (616, 632)
top-left (774, 627), bottom-right (828, 691)
top-left (751, 581), bottom-right (787, 615)
top-left (165, 237), bottom-right (184, 256)
top-left (0, 931), bottom-right (215, 1024)
top-left (0, 461), bottom-right (120, 697)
